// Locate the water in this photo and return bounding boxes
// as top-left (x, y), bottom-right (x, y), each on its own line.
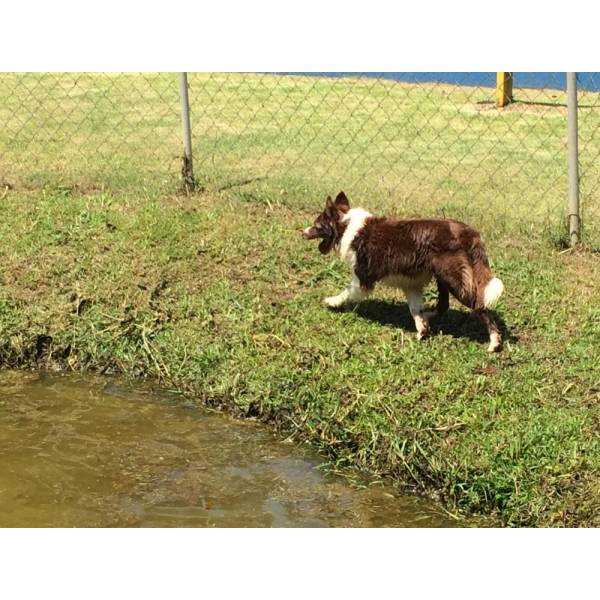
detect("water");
top-left (279, 72), bottom-right (600, 91)
top-left (0, 371), bottom-right (456, 527)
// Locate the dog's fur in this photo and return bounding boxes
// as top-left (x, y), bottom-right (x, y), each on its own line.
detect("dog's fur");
top-left (302, 192), bottom-right (505, 352)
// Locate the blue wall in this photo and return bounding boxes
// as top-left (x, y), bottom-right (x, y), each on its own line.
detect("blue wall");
top-left (280, 73), bottom-right (600, 92)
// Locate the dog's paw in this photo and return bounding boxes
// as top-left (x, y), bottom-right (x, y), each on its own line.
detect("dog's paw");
top-left (324, 295), bottom-right (345, 309)
top-left (487, 333), bottom-right (503, 353)
top-left (414, 315), bottom-right (431, 341)
top-left (416, 328), bottom-right (431, 341)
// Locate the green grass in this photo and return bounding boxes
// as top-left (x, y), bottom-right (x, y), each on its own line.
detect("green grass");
top-left (1, 73), bottom-right (600, 526)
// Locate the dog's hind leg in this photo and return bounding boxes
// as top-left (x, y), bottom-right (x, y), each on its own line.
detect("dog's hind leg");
top-left (476, 309), bottom-right (503, 352)
top-left (432, 255), bottom-right (476, 309)
top-left (324, 274), bottom-right (371, 309)
top-left (435, 278), bottom-right (450, 316)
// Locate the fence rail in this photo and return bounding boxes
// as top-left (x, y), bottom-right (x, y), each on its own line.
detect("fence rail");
top-left (1, 72), bottom-right (599, 245)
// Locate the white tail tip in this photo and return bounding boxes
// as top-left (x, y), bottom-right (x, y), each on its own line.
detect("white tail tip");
top-left (483, 277), bottom-right (504, 308)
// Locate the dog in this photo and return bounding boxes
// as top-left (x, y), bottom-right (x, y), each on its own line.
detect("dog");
top-left (302, 191), bottom-right (505, 352)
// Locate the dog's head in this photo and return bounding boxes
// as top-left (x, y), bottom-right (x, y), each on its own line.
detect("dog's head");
top-left (302, 191), bottom-right (350, 254)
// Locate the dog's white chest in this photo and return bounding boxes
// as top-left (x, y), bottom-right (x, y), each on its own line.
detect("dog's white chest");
top-left (339, 208), bottom-right (372, 266)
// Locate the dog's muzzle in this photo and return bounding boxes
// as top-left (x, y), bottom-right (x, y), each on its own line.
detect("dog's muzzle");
top-left (302, 226), bottom-right (319, 240)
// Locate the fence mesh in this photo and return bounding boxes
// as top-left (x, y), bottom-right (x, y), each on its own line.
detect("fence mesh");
top-left (0, 73), bottom-right (181, 190)
top-left (1, 72), bottom-right (599, 243)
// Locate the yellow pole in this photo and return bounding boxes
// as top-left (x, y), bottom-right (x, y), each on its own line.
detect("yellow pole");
top-left (496, 72), bottom-right (513, 107)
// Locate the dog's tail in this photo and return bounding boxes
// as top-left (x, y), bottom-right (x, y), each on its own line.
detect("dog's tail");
top-left (482, 277), bottom-right (504, 308)
top-left (469, 238), bottom-right (504, 309)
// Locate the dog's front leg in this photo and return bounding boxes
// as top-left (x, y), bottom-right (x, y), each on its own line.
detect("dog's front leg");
top-left (324, 274), bottom-right (370, 309)
top-left (406, 289), bottom-right (431, 340)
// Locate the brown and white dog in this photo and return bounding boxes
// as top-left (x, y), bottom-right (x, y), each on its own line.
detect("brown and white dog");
top-left (302, 192), bottom-right (505, 352)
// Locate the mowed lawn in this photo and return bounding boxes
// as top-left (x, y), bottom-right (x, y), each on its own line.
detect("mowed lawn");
top-left (1, 73), bottom-right (600, 526)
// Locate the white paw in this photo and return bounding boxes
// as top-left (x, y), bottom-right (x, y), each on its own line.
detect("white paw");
top-left (416, 328), bottom-right (430, 341)
top-left (487, 334), bottom-right (503, 353)
top-left (324, 295), bottom-right (345, 308)
top-left (414, 315), bottom-right (431, 341)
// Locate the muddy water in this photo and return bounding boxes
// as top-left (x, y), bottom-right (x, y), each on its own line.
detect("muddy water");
top-left (0, 371), bottom-right (455, 527)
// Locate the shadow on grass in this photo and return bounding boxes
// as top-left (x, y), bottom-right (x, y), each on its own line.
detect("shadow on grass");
top-left (476, 99), bottom-right (600, 110)
top-left (217, 177), bottom-right (265, 192)
top-left (350, 299), bottom-right (516, 346)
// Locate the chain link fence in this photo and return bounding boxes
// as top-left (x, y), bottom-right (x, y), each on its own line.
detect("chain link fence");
top-left (1, 72), bottom-right (599, 244)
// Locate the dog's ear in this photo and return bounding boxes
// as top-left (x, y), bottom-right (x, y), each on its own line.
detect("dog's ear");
top-left (324, 195), bottom-right (337, 218)
top-left (334, 191), bottom-right (350, 213)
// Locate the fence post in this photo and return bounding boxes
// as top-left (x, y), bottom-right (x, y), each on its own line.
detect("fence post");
top-left (567, 72), bottom-right (580, 246)
top-left (496, 72), bottom-right (513, 107)
top-left (178, 72), bottom-right (195, 192)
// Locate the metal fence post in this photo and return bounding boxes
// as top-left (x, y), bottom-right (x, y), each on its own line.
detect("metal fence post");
top-left (567, 72), bottom-right (580, 245)
top-left (179, 72), bottom-right (195, 192)
top-left (496, 72), bottom-right (513, 107)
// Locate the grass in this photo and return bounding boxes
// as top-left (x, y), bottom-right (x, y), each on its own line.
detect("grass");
top-left (1, 73), bottom-right (600, 526)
